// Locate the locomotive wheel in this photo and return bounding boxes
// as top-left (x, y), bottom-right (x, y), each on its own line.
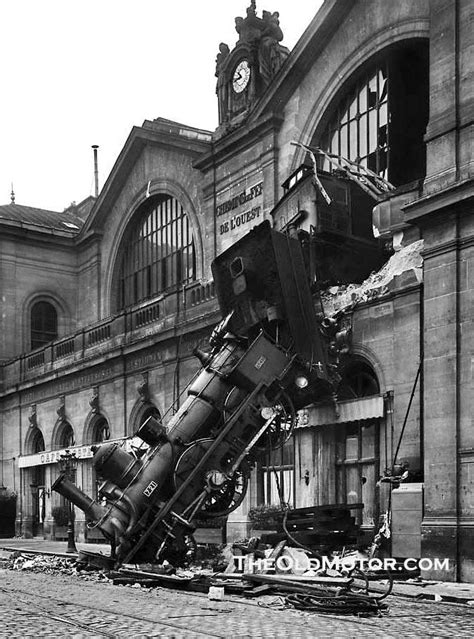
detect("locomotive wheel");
top-left (224, 387), bottom-right (296, 451)
top-left (173, 439), bottom-right (249, 517)
top-left (201, 463), bottom-right (249, 517)
top-left (254, 392), bottom-right (296, 451)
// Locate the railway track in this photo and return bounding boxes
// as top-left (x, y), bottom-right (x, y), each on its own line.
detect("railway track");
top-left (2, 565), bottom-right (474, 638)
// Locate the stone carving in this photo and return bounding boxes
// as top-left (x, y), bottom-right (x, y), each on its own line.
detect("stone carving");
top-left (259, 10), bottom-right (288, 84)
top-left (89, 387), bottom-right (99, 414)
top-left (234, 2), bottom-right (261, 44)
top-left (56, 395), bottom-right (65, 420)
top-left (215, 42), bottom-right (230, 75)
top-left (137, 372), bottom-right (149, 404)
top-left (28, 404), bottom-right (37, 429)
top-left (215, 42), bottom-right (230, 124)
top-left (215, 2), bottom-right (290, 129)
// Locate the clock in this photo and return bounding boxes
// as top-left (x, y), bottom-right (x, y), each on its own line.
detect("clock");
top-left (232, 60), bottom-right (251, 93)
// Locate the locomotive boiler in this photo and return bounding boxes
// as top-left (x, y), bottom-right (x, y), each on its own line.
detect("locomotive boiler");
top-left (53, 221), bottom-right (339, 566)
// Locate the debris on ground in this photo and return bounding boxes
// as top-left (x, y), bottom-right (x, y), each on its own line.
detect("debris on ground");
top-left (1, 526), bottom-right (394, 617)
top-left (7, 552), bottom-right (76, 575)
top-left (4, 551), bottom-right (109, 582)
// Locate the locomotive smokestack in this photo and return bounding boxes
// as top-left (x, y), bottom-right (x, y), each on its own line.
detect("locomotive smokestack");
top-left (52, 474), bottom-right (105, 523)
top-left (92, 145), bottom-right (99, 197)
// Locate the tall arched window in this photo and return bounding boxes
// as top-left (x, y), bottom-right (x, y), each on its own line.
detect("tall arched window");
top-left (92, 416), bottom-right (110, 443)
top-left (31, 301), bottom-right (58, 350)
top-left (316, 42), bottom-right (429, 187)
top-left (31, 428), bottom-right (45, 454)
top-left (89, 415), bottom-right (110, 503)
top-left (117, 195), bottom-right (196, 309)
top-left (58, 422), bottom-right (75, 449)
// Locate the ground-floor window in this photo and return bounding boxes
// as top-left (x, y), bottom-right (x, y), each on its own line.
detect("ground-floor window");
top-left (335, 418), bottom-right (380, 527)
top-left (260, 438), bottom-right (295, 507)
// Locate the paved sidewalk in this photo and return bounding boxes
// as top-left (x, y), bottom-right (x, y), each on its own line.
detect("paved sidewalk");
top-left (0, 536), bottom-right (111, 558)
top-left (2, 537), bottom-right (474, 605)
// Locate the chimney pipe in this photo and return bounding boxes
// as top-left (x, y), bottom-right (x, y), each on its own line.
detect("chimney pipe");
top-left (92, 145), bottom-right (99, 197)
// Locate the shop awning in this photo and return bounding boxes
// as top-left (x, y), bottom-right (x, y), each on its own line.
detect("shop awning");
top-left (18, 437), bottom-right (136, 468)
top-left (298, 395), bottom-right (385, 427)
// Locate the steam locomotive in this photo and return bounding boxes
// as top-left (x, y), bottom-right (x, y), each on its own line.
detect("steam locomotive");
top-left (53, 221), bottom-right (340, 566)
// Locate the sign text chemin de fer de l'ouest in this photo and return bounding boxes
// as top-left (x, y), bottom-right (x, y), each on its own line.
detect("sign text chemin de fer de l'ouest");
top-left (216, 181), bottom-right (263, 235)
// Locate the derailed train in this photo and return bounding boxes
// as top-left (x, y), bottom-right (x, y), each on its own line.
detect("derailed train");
top-left (53, 221), bottom-right (342, 566)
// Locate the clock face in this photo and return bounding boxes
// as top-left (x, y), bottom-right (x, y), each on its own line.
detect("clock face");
top-left (232, 60), bottom-right (251, 93)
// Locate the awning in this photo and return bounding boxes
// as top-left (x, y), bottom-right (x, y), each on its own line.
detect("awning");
top-left (18, 436), bottom-right (137, 468)
top-left (298, 395), bottom-right (385, 427)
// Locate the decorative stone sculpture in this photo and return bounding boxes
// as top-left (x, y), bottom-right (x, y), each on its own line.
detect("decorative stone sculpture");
top-left (28, 404), bottom-right (37, 429)
top-left (56, 396), bottom-right (65, 420)
top-left (89, 387), bottom-right (99, 414)
top-left (137, 372), bottom-right (149, 404)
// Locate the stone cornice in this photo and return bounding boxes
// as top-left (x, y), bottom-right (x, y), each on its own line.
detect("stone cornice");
top-left (0, 220), bottom-right (78, 245)
top-left (0, 301), bottom-right (220, 402)
top-left (421, 233), bottom-right (474, 259)
top-left (80, 123), bottom-right (212, 238)
top-left (194, 112), bottom-right (284, 173)
top-left (403, 178), bottom-right (474, 224)
top-left (422, 516), bottom-right (474, 528)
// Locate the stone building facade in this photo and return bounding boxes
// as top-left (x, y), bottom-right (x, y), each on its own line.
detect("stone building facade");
top-left (0, 0), bottom-right (473, 581)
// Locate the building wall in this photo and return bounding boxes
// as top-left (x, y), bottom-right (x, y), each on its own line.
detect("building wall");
top-left (1, 291), bottom-right (218, 539)
top-left (0, 234), bottom-right (77, 360)
top-left (279, 0), bottom-right (430, 178)
top-left (1, 0), bottom-right (473, 580)
top-left (98, 141), bottom-right (208, 317)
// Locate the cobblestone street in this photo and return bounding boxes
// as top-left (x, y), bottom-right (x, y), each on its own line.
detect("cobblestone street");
top-left (1, 567), bottom-right (474, 638)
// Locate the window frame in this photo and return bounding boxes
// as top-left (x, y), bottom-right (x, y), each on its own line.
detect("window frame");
top-left (315, 41), bottom-right (429, 188)
top-left (259, 438), bottom-right (295, 507)
top-left (319, 63), bottom-right (389, 180)
top-left (117, 195), bottom-right (196, 310)
top-left (30, 300), bottom-right (58, 350)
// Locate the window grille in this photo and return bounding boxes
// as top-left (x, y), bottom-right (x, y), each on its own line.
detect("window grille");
top-left (317, 43), bottom-right (429, 187)
top-left (319, 65), bottom-right (389, 180)
top-left (118, 195), bottom-right (196, 309)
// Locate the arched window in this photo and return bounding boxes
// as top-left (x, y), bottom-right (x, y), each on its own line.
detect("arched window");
top-left (31, 428), bottom-right (45, 454)
top-left (317, 41), bottom-right (429, 187)
top-left (58, 422), bottom-right (75, 449)
top-left (92, 416), bottom-right (110, 444)
top-left (31, 301), bottom-right (58, 350)
top-left (117, 195), bottom-right (196, 309)
top-left (338, 360), bottom-right (380, 400)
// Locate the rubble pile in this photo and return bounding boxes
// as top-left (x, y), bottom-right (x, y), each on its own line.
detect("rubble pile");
top-left (321, 239), bottom-right (424, 316)
top-left (207, 539), bottom-right (391, 615)
top-left (1, 545), bottom-right (391, 615)
top-left (4, 551), bottom-right (109, 582)
top-left (7, 552), bottom-right (76, 575)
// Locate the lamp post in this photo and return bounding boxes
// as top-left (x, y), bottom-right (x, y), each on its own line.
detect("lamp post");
top-left (58, 449), bottom-right (78, 553)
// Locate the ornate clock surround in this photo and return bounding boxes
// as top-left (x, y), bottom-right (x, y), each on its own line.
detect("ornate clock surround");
top-left (214, 2), bottom-right (289, 131)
